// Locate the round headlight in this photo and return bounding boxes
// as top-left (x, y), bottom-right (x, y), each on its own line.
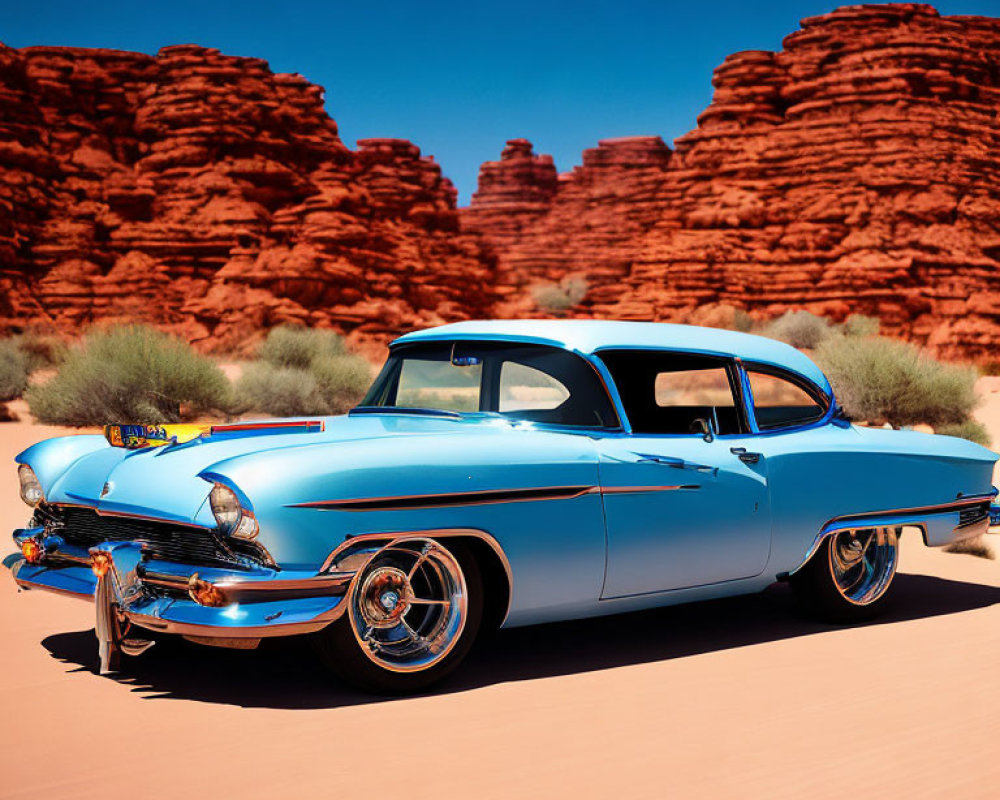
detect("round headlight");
top-left (208, 483), bottom-right (259, 540)
top-left (18, 464), bottom-right (44, 507)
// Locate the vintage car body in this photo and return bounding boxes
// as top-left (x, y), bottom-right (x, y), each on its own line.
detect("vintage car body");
top-left (7, 321), bottom-right (998, 690)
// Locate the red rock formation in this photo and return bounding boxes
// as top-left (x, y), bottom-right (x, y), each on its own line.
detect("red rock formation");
top-left (0, 43), bottom-right (496, 351)
top-left (464, 4), bottom-right (1000, 362)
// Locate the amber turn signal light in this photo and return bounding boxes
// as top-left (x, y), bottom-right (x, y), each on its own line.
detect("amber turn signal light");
top-left (90, 552), bottom-right (112, 578)
top-left (187, 574), bottom-right (227, 607)
top-left (21, 539), bottom-right (43, 565)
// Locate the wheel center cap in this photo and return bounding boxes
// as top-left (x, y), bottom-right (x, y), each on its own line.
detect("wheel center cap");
top-left (380, 590), bottom-right (400, 611)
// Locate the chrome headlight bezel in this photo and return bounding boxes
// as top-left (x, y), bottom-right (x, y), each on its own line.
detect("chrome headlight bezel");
top-left (208, 482), bottom-right (259, 541)
top-left (18, 464), bottom-right (44, 507)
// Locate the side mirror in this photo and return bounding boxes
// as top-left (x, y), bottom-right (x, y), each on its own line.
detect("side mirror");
top-left (691, 417), bottom-right (715, 443)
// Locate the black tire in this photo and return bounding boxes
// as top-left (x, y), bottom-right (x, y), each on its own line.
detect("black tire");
top-left (789, 527), bottom-right (900, 623)
top-left (313, 539), bottom-right (482, 694)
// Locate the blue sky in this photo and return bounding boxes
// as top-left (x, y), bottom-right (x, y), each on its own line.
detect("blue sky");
top-left (4, 1), bottom-right (998, 202)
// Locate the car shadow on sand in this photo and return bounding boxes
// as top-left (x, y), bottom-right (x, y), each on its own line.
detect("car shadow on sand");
top-left (41, 572), bottom-right (998, 709)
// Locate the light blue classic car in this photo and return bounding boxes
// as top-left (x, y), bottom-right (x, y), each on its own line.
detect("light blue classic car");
top-left (7, 321), bottom-right (998, 692)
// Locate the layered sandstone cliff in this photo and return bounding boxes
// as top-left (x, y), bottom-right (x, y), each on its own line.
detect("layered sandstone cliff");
top-left (0, 43), bottom-right (496, 351)
top-left (5, 4), bottom-right (1000, 362)
top-left (464, 4), bottom-right (1000, 362)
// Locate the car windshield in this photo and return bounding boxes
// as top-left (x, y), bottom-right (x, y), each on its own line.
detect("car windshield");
top-left (359, 341), bottom-right (619, 428)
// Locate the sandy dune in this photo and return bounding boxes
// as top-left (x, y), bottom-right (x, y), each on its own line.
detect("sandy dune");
top-left (0, 401), bottom-right (998, 799)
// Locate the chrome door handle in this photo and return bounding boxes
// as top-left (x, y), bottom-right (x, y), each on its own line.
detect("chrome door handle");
top-left (730, 447), bottom-right (761, 465)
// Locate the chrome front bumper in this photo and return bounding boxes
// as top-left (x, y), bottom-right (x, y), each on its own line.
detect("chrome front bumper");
top-left (7, 528), bottom-right (351, 644)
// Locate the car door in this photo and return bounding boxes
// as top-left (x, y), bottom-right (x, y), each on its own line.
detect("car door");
top-left (595, 350), bottom-right (772, 598)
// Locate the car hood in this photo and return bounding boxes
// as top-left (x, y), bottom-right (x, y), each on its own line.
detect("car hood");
top-left (20, 413), bottom-right (519, 526)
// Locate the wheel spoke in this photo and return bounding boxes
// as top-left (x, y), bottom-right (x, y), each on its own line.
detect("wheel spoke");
top-left (407, 546), bottom-right (432, 580)
top-left (408, 596), bottom-right (450, 606)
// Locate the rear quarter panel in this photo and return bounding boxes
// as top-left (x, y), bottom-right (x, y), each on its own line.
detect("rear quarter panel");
top-left (764, 424), bottom-right (997, 574)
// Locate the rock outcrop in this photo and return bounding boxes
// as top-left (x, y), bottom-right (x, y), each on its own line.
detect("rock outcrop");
top-left (5, 4), bottom-right (1000, 363)
top-left (464, 4), bottom-right (1000, 362)
top-left (0, 43), bottom-right (496, 351)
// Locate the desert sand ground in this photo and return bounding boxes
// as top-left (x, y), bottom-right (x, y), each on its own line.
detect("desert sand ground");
top-left (0, 391), bottom-right (998, 800)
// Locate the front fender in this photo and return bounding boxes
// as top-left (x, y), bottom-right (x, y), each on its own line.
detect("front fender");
top-left (16, 435), bottom-right (111, 496)
top-left (201, 428), bottom-right (608, 623)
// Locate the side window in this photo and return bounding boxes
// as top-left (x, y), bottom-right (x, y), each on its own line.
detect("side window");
top-left (747, 369), bottom-right (825, 430)
top-left (499, 362), bottom-right (570, 412)
top-left (655, 369), bottom-right (736, 409)
top-left (599, 350), bottom-right (744, 435)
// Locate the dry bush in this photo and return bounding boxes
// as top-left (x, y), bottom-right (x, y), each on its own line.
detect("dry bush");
top-left (26, 325), bottom-right (232, 425)
top-left (0, 339), bottom-right (30, 402)
top-left (816, 335), bottom-right (977, 427)
top-left (945, 537), bottom-right (995, 560)
top-left (12, 330), bottom-right (68, 370)
top-left (687, 303), bottom-right (754, 332)
top-left (530, 276), bottom-right (589, 314)
top-left (236, 326), bottom-right (372, 416)
top-left (762, 310), bottom-right (832, 349)
top-left (841, 314), bottom-right (880, 338)
top-left (937, 419), bottom-right (991, 446)
top-left (257, 325), bottom-right (347, 370)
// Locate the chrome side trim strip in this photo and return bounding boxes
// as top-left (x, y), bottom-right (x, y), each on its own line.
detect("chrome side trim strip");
top-left (291, 485), bottom-right (600, 512)
top-left (822, 493), bottom-right (993, 527)
top-left (292, 483), bottom-right (699, 512)
top-left (601, 485), bottom-right (699, 495)
top-left (789, 492), bottom-right (994, 576)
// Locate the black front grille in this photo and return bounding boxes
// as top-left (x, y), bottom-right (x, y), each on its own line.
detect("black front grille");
top-left (51, 506), bottom-right (265, 569)
top-left (959, 503), bottom-right (989, 528)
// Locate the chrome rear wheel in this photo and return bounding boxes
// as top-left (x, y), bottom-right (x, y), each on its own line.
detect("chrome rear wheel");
top-left (828, 527), bottom-right (899, 606)
top-left (790, 525), bottom-right (901, 622)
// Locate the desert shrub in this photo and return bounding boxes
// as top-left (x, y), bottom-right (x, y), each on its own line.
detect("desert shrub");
top-left (530, 276), bottom-right (589, 314)
top-left (841, 313), bottom-right (880, 338)
top-left (237, 326), bottom-right (372, 416)
top-left (257, 325), bottom-right (346, 370)
top-left (816, 335), bottom-right (977, 427)
top-left (26, 325), bottom-right (232, 426)
top-left (235, 363), bottom-right (325, 417)
top-left (13, 330), bottom-right (68, 370)
top-left (312, 356), bottom-right (373, 412)
top-left (945, 536), bottom-right (995, 559)
top-left (762, 310), bottom-right (832, 349)
top-left (687, 303), bottom-right (754, 332)
top-left (937, 419), bottom-right (991, 447)
top-left (732, 308), bottom-right (754, 333)
top-left (0, 339), bottom-right (30, 401)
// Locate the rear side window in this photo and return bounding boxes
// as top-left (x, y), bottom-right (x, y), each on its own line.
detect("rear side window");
top-left (599, 350), bottom-right (744, 435)
top-left (747, 369), bottom-right (826, 430)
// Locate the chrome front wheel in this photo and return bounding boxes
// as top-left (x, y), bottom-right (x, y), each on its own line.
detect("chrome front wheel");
top-left (349, 540), bottom-right (468, 673)
top-left (314, 538), bottom-right (482, 693)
